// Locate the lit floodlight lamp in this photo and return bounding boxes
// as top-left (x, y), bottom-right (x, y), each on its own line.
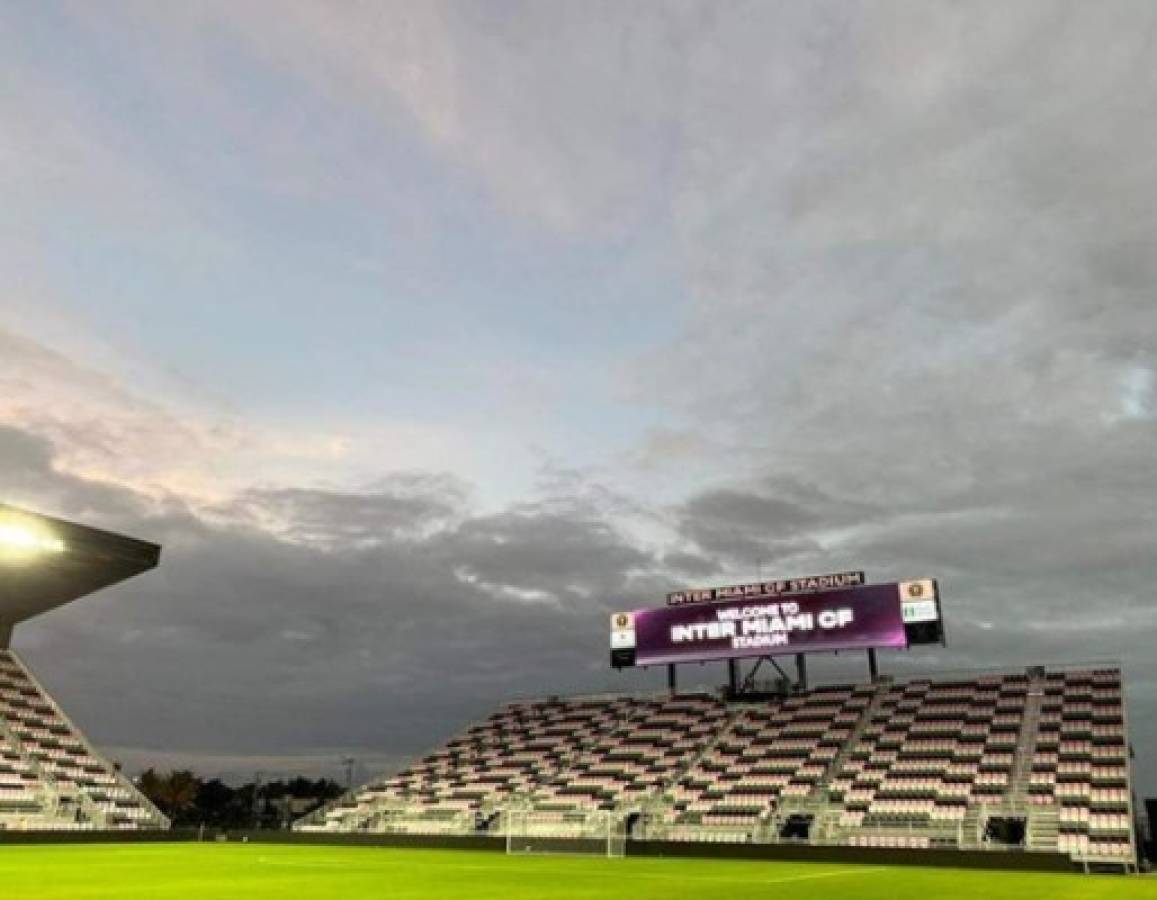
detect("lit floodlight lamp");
top-left (0, 519), bottom-right (67, 561)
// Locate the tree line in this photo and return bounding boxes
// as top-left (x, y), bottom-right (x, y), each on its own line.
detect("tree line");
top-left (135, 770), bottom-right (345, 829)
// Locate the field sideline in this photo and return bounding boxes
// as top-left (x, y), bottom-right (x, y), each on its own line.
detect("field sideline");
top-left (0, 844), bottom-right (1152, 900)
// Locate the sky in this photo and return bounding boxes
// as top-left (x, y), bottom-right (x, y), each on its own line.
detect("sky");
top-left (2, 1), bottom-right (1156, 795)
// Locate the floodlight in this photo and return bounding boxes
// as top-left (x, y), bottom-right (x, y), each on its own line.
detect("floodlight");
top-left (0, 519), bottom-right (66, 561)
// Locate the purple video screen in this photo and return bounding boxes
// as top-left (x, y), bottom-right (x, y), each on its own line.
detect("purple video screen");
top-left (629, 583), bottom-right (908, 666)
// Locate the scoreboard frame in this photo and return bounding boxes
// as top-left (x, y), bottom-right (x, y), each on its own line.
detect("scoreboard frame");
top-left (611, 578), bottom-right (943, 670)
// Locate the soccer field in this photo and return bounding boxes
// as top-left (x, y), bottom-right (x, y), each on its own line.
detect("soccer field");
top-left (0, 845), bottom-right (1153, 900)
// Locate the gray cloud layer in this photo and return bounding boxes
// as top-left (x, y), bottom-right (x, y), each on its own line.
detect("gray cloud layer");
top-left (5, 424), bottom-right (673, 780)
top-left (7, 399), bottom-right (1156, 794)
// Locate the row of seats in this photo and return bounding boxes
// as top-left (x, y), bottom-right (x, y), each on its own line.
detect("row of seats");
top-left (1057, 834), bottom-right (1134, 858)
top-left (848, 834), bottom-right (932, 849)
top-left (828, 674), bottom-right (1030, 820)
top-left (324, 695), bottom-right (644, 826)
top-left (664, 685), bottom-right (871, 828)
top-left (533, 694), bottom-right (729, 811)
top-left (664, 827), bottom-right (750, 843)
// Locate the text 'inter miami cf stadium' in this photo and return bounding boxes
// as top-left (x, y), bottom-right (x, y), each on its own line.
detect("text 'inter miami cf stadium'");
top-left (0, 504), bottom-right (1144, 874)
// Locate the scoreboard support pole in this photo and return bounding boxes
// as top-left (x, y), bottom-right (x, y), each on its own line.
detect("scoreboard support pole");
top-left (667, 664), bottom-right (678, 694)
top-left (795, 654), bottom-right (808, 691)
top-left (867, 648), bottom-right (880, 682)
top-left (727, 659), bottom-right (739, 695)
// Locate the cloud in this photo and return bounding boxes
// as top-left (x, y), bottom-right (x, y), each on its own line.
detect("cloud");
top-left (0, 329), bottom-right (230, 494)
top-left (34, 0), bottom-right (682, 238)
top-left (225, 476), bottom-right (470, 547)
top-left (660, 550), bottom-right (721, 579)
top-left (0, 328), bottom-right (501, 509)
top-left (676, 477), bottom-right (882, 564)
top-left (8, 420), bottom-right (666, 781)
top-left (437, 502), bottom-right (652, 603)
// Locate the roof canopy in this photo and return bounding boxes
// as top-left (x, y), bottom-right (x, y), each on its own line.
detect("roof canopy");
top-left (0, 504), bottom-right (160, 632)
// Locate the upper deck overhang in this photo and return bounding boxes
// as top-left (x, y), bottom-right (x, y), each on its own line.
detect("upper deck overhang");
top-left (0, 504), bottom-right (160, 640)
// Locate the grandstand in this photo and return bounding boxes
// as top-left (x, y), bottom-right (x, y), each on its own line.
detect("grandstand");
top-left (0, 504), bottom-right (168, 831)
top-left (297, 665), bottom-right (1138, 869)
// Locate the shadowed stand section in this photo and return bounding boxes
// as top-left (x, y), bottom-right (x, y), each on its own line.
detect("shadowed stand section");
top-left (0, 503), bottom-right (169, 830)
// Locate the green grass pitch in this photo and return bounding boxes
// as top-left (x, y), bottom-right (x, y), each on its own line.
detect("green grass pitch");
top-left (0, 844), bottom-right (1153, 900)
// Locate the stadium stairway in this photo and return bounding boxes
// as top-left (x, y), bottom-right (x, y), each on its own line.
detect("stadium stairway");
top-left (959, 805), bottom-right (984, 850)
top-left (1008, 672), bottom-right (1046, 802)
top-left (0, 650), bottom-right (168, 831)
top-left (815, 679), bottom-right (891, 802)
top-left (1027, 805), bottom-right (1060, 851)
top-left (616, 700), bottom-right (747, 842)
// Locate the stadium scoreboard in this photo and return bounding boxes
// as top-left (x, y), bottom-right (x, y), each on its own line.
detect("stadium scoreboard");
top-left (611, 577), bottom-right (943, 669)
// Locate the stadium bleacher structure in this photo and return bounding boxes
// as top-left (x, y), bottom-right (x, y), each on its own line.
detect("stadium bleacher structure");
top-left (296, 665), bottom-right (1137, 869)
top-left (0, 649), bottom-right (168, 831)
top-left (0, 505), bottom-right (170, 832)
